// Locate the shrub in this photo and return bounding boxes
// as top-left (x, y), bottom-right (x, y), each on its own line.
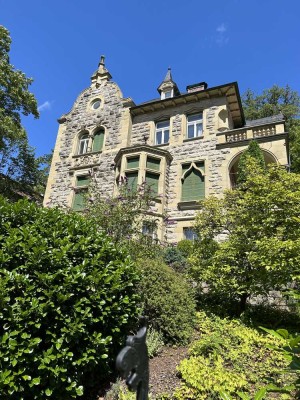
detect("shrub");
top-left (175, 312), bottom-right (293, 399)
top-left (137, 259), bottom-right (195, 344)
top-left (162, 246), bottom-right (188, 273)
top-left (146, 327), bottom-right (164, 358)
top-left (0, 197), bottom-right (140, 399)
top-left (177, 239), bottom-right (194, 258)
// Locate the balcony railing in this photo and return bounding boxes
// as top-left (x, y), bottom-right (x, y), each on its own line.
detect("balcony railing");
top-left (218, 123), bottom-right (284, 145)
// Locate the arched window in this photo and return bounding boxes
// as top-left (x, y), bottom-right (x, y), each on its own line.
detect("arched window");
top-left (78, 133), bottom-right (89, 155)
top-left (181, 162), bottom-right (205, 201)
top-left (92, 128), bottom-right (105, 152)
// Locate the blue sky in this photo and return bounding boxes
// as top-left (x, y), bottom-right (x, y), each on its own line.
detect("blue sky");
top-left (1, 0), bottom-right (300, 156)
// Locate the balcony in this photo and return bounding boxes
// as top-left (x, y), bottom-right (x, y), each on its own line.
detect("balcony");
top-left (217, 122), bottom-right (285, 147)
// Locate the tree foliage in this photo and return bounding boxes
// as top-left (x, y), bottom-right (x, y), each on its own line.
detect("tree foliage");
top-left (0, 196), bottom-right (140, 399)
top-left (0, 26), bottom-right (49, 198)
top-left (237, 140), bottom-right (266, 185)
top-left (0, 25), bottom-right (38, 149)
top-left (191, 162), bottom-right (300, 312)
top-left (242, 85), bottom-right (300, 172)
top-left (86, 181), bottom-right (163, 260)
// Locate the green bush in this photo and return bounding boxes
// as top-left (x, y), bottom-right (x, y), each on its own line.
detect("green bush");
top-left (146, 327), bottom-right (164, 358)
top-left (162, 246), bottom-right (188, 273)
top-left (175, 312), bottom-right (293, 399)
top-left (0, 197), bottom-right (140, 399)
top-left (137, 259), bottom-right (195, 344)
top-left (177, 239), bottom-right (194, 258)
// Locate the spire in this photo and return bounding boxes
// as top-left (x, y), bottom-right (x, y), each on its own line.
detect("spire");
top-left (157, 67), bottom-right (180, 98)
top-left (163, 67), bottom-right (173, 82)
top-left (91, 55), bottom-right (112, 86)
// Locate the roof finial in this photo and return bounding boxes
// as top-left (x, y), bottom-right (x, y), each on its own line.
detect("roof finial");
top-left (100, 55), bottom-right (105, 66)
top-left (91, 54), bottom-right (112, 86)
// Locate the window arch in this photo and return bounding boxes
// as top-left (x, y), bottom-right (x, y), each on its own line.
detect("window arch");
top-left (78, 133), bottom-right (90, 155)
top-left (92, 128), bottom-right (105, 152)
top-left (181, 162), bottom-right (205, 201)
top-left (229, 149), bottom-right (277, 188)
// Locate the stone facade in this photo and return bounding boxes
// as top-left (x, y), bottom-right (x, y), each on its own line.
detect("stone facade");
top-left (44, 57), bottom-right (288, 243)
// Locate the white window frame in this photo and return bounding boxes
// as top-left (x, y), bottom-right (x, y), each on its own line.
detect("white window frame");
top-left (142, 221), bottom-right (158, 240)
top-left (187, 113), bottom-right (203, 139)
top-left (161, 89), bottom-right (173, 100)
top-left (183, 227), bottom-right (198, 241)
top-left (78, 134), bottom-right (90, 155)
top-left (155, 120), bottom-right (170, 145)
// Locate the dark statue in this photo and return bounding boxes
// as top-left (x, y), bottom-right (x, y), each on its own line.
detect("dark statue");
top-left (116, 318), bottom-right (149, 400)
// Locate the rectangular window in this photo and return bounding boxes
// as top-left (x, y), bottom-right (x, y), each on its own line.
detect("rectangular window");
top-left (126, 171), bottom-right (138, 191)
top-left (72, 191), bottom-right (87, 211)
top-left (76, 175), bottom-right (90, 187)
top-left (183, 227), bottom-right (198, 241)
top-left (187, 113), bottom-right (203, 139)
top-left (146, 157), bottom-right (160, 171)
top-left (155, 121), bottom-right (170, 145)
top-left (92, 130), bottom-right (104, 152)
top-left (182, 162), bottom-right (205, 201)
top-left (142, 222), bottom-right (157, 240)
top-left (127, 156), bottom-right (140, 169)
top-left (145, 172), bottom-right (159, 195)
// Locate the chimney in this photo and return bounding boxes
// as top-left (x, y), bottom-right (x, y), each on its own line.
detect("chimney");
top-left (186, 82), bottom-right (208, 93)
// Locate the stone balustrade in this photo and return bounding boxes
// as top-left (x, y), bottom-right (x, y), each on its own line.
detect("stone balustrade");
top-left (217, 123), bottom-right (284, 145)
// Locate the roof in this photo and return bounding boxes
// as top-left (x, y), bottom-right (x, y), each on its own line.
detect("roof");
top-left (245, 113), bottom-right (285, 127)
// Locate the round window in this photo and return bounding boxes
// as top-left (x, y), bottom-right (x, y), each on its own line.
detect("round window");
top-left (91, 100), bottom-right (101, 110)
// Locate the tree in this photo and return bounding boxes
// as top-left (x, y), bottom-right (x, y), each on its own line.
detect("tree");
top-left (86, 180), bottom-right (163, 260)
top-left (237, 140), bottom-right (266, 185)
top-left (191, 161), bottom-right (300, 313)
top-left (0, 26), bottom-right (42, 197)
top-left (242, 85), bottom-right (300, 172)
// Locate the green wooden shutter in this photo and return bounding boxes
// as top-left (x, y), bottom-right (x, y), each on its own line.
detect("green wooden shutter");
top-left (126, 172), bottom-right (138, 191)
top-left (72, 191), bottom-right (86, 211)
top-left (76, 176), bottom-right (90, 186)
top-left (182, 168), bottom-right (205, 201)
top-left (146, 157), bottom-right (160, 171)
top-left (127, 157), bottom-right (139, 169)
top-left (145, 172), bottom-right (159, 194)
top-left (92, 130), bottom-right (104, 152)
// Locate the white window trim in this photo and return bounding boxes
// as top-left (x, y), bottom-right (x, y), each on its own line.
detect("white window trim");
top-left (161, 89), bottom-right (173, 100)
top-left (187, 113), bottom-right (203, 139)
top-left (155, 121), bottom-right (170, 145)
top-left (78, 135), bottom-right (90, 155)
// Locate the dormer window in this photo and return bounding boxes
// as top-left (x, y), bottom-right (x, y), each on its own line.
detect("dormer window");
top-left (161, 90), bottom-right (173, 100)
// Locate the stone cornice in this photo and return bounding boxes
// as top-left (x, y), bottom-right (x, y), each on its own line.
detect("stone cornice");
top-left (114, 144), bottom-right (173, 164)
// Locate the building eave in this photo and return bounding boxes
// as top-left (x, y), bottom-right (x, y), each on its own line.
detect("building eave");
top-left (130, 82), bottom-right (245, 128)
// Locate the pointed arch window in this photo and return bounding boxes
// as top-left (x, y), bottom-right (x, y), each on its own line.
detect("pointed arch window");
top-left (181, 162), bottom-right (205, 201)
top-left (78, 133), bottom-right (89, 155)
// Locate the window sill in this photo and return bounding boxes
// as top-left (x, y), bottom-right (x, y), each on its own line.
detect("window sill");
top-left (72, 150), bottom-right (103, 158)
top-left (154, 143), bottom-right (169, 148)
top-left (183, 136), bottom-right (204, 143)
top-left (178, 200), bottom-right (202, 210)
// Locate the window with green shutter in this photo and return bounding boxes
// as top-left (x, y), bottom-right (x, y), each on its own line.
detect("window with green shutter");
top-left (72, 191), bottom-right (87, 211)
top-left (127, 156), bottom-right (139, 169)
top-left (126, 171), bottom-right (138, 191)
top-left (145, 172), bottom-right (159, 195)
top-left (76, 175), bottom-right (90, 187)
top-left (146, 157), bottom-right (160, 171)
top-left (182, 165), bottom-right (205, 201)
top-left (92, 129), bottom-right (104, 152)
